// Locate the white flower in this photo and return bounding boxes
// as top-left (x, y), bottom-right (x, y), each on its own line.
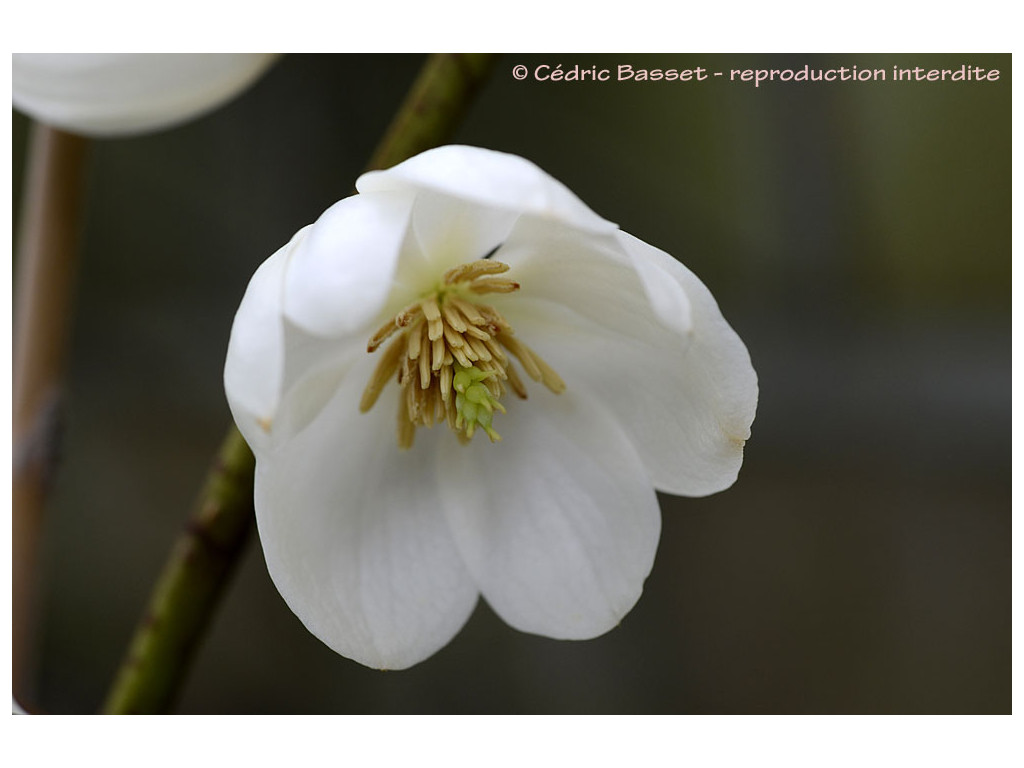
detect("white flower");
top-left (224, 145), bottom-right (758, 669)
top-left (12, 53), bottom-right (279, 137)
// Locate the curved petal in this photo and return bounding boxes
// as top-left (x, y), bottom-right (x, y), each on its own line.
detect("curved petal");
top-left (437, 389), bottom-right (661, 639)
top-left (12, 53), bottom-right (278, 137)
top-left (283, 190), bottom-right (416, 337)
top-left (270, 331), bottom-right (358, 442)
top-left (224, 231), bottom-right (297, 456)
top-left (494, 218), bottom-right (758, 497)
top-left (618, 231), bottom-right (759, 463)
top-left (256, 354), bottom-right (479, 670)
top-left (404, 189), bottom-right (519, 276)
top-left (357, 145), bottom-right (618, 235)
top-left (224, 226), bottom-right (365, 457)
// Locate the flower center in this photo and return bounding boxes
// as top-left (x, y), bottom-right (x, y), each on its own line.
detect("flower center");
top-left (360, 259), bottom-right (565, 449)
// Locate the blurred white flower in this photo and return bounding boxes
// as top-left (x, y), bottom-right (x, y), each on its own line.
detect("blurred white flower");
top-left (12, 53), bottom-right (279, 137)
top-left (224, 145), bottom-right (758, 669)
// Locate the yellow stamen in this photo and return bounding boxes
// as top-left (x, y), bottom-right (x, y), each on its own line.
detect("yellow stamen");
top-left (463, 323), bottom-right (491, 341)
top-left (418, 347), bottom-right (431, 389)
top-left (483, 335), bottom-right (507, 361)
top-left (448, 296), bottom-right (484, 324)
top-left (439, 363), bottom-right (453, 403)
top-left (397, 394), bottom-right (416, 449)
top-left (532, 349), bottom-right (567, 393)
top-left (451, 344), bottom-right (473, 368)
top-left (406, 321), bottom-right (424, 360)
top-left (441, 302), bottom-right (468, 332)
top-left (431, 335), bottom-right (446, 371)
top-left (468, 277), bottom-right (520, 294)
top-left (442, 323), bottom-right (465, 348)
top-left (360, 334), bottom-right (406, 412)
top-left (362, 259), bottom-right (564, 448)
top-left (505, 361), bottom-right (528, 399)
top-left (467, 336), bottom-right (492, 361)
top-left (442, 259), bottom-right (509, 284)
top-left (497, 332), bottom-right (543, 382)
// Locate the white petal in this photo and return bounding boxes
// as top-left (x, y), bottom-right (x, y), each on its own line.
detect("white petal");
top-left (495, 219), bottom-right (758, 497)
top-left (224, 232), bottom-right (296, 456)
top-left (269, 325), bottom-right (364, 446)
top-left (225, 223), bottom-right (375, 458)
top-left (12, 53), bottom-right (278, 137)
top-left (256, 356), bottom-right (478, 670)
top-left (495, 216), bottom-right (674, 339)
top-left (283, 190), bottom-right (416, 337)
top-left (618, 231), bottom-right (759, 469)
top-left (622, 234), bottom-right (693, 336)
top-left (406, 189), bottom-right (518, 274)
top-left (357, 145), bottom-right (617, 235)
top-left (437, 389), bottom-right (661, 639)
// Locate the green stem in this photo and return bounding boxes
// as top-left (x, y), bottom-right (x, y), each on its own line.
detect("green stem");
top-left (101, 52), bottom-right (500, 715)
top-left (366, 53), bottom-right (499, 172)
top-left (101, 430), bottom-right (255, 714)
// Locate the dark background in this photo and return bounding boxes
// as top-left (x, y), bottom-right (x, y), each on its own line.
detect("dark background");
top-left (13, 53), bottom-right (1010, 713)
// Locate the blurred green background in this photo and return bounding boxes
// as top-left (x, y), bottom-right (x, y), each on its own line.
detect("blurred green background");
top-left (12, 53), bottom-right (1010, 713)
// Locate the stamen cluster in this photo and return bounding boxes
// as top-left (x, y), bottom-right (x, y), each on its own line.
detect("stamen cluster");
top-left (360, 260), bottom-right (565, 448)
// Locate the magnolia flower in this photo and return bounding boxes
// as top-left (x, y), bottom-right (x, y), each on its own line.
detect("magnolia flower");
top-left (12, 53), bottom-right (279, 137)
top-left (224, 145), bottom-right (758, 669)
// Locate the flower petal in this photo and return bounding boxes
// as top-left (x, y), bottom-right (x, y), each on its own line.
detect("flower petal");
top-left (618, 231), bottom-right (759, 473)
top-left (224, 232), bottom-right (296, 456)
top-left (494, 218), bottom-right (758, 497)
top-left (357, 145), bottom-right (618, 235)
top-left (224, 227), bottom-right (363, 456)
top-left (283, 190), bottom-right (416, 338)
top-left (406, 188), bottom-right (518, 274)
top-left (255, 356), bottom-right (479, 670)
top-left (437, 389), bottom-right (661, 639)
top-left (12, 53), bottom-right (278, 137)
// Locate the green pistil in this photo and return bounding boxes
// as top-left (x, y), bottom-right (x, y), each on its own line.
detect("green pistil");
top-left (453, 364), bottom-right (505, 442)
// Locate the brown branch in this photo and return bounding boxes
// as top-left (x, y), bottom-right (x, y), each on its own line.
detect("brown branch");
top-left (13, 124), bottom-right (90, 711)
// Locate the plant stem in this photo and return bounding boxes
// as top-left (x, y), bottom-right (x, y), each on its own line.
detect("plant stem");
top-left (101, 52), bottom-right (500, 714)
top-left (13, 124), bottom-right (90, 712)
top-left (366, 53), bottom-right (498, 172)
top-left (101, 430), bottom-right (256, 714)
